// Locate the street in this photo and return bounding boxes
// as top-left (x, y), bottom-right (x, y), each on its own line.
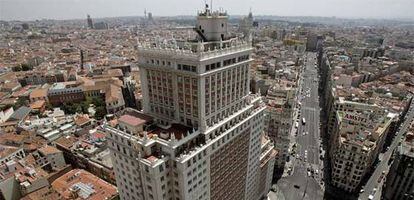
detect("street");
top-left (358, 99), bottom-right (414, 200)
top-left (272, 52), bottom-right (324, 200)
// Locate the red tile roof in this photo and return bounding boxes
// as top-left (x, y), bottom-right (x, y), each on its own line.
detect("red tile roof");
top-left (118, 114), bottom-right (146, 127)
top-left (51, 169), bottom-right (118, 200)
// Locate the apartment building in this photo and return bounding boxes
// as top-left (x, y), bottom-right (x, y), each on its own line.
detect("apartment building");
top-left (265, 81), bottom-right (296, 167)
top-left (33, 145), bottom-right (67, 170)
top-left (47, 82), bottom-right (85, 106)
top-left (329, 107), bottom-right (396, 192)
top-left (383, 125), bottom-right (414, 200)
top-left (17, 71), bottom-right (66, 86)
top-left (105, 7), bottom-right (275, 200)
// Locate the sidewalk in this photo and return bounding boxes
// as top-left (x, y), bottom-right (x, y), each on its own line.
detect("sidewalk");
top-left (268, 185), bottom-right (286, 200)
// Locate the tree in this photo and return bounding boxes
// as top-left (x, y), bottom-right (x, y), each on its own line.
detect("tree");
top-left (87, 97), bottom-right (105, 107)
top-left (94, 106), bottom-right (107, 120)
top-left (87, 97), bottom-right (107, 119)
top-left (21, 63), bottom-right (33, 71)
top-left (45, 102), bottom-right (54, 111)
top-left (12, 65), bottom-right (22, 72)
top-left (13, 98), bottom-right (27, 110)
top-left (62, 102), bottom-right (78, 114)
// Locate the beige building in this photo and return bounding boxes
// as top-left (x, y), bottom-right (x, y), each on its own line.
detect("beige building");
top-left (105, 7), bottom-right (276, 200)
top-left (80, 77), bottom-right (126, 114)
top-left (265, 80), bottom-right (296, 167)
top-left (329, 106), bottom-right (396, 192)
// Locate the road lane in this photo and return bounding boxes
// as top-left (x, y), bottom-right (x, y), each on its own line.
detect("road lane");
top-left (272, 52), bottom-right (324, 200)
top-left (359, 100), bottom-right (414, 200)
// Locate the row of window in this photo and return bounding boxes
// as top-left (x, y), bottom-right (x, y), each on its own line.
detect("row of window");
top-left (205, 55), bottom-right (249, 72)
top-left (206, 100), bottom-right (248, 127)
top-left (178, 64), bottom-right (197, 72)
top-left (204, 65), bottom-right (249, 117)
top-left (208, 110), bottom-right (252, 148)
top-left (146, 59), bottom-right (172, 67)
top-left (177, 75), bottom-right (199, 122)
top-left (205, 62), bottom-right (221, 71)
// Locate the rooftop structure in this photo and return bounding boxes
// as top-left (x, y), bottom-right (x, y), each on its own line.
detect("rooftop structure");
top-left (51, 169), bottom-right (118, 200)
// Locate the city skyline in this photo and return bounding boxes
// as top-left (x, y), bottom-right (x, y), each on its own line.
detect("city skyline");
top-left (1, 0), bottom-right (414, 21)
top-left (1, 1), bottom-right (414, 200)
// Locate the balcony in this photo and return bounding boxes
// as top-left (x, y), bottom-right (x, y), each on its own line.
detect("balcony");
top-left (137, 37), bottom-right (252, 61)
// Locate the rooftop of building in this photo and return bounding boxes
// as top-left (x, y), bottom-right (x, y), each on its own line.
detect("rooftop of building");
top-left (51, 169), bottom-right (118, 200)
top-left (197, 6), bottom-right (227, 17)
top-left (332, 70), bottom-right (414, 113)
top-left (30, 100), bottom-right (45, 110)
top-left (54, 135), bottom-right (79, 150)
top-left (118, 114), bottom-right (146, 127)
top-left (74, 114), bottom-right (92, 127)
top-left (336, 110), bottom-right (396, 151)
top-left (8, 106), bottom-right (31, 121)
top-left (15, 165), bottom-right (49, 185)
top-left (137, 36), bottom-right (251, 57)
top-left (38, 145), bottom-right (61, 155)
top-left (20, 187), bottom-right (60, 200)
top-left (48, 81), bottom-right (80, 91)
top-left (29, 88), bottom-right (48, 99)
top-left (0, 145), bottom-right (22, 159)
top-left (0, 159), bottom-right (27, 181)
top-left (400, 123), bottom-right (414, 158)
top-left (112, 113), bottom-right (194, 142)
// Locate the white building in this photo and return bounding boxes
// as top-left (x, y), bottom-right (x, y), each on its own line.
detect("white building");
top-left (105, 6), bottom-right (276, 200)
top-left (0, 107), bottom-right (13, 123)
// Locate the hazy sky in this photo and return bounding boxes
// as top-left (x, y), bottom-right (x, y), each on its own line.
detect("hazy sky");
top-left (1, 0), bottom-right (413, 21)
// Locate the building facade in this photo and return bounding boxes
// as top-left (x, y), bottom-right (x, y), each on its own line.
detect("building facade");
top-left (17, 71), bottom-right (66, 86)
top-left (105, 7), bottom-right (275, 200)
top-left (265, 82), bottom-right (296, 167)
top-left (47, 82), bottom-right (85, 106)
top-left (329, 107), bottom-right (396, 192)
top-left (383, 127), bottom-right (414, 200)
